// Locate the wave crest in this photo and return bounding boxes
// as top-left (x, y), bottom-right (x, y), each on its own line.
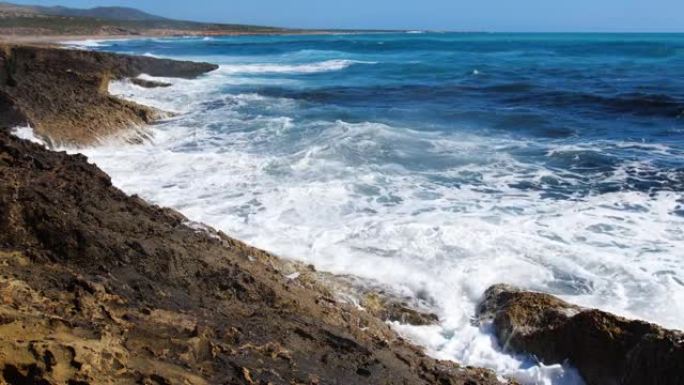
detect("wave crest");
top-left (217, 59), bottom-right (375, 75)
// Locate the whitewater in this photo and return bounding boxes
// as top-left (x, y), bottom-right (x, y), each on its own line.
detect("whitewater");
top-left (64, 33), bottom-right (684, 385)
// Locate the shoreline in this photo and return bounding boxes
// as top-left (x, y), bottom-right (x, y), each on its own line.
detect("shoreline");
top-left (1, 41), bottom-right (682, 385)
top-left (0, 29), bottom-right (404, 47)
top-left (0, 31), bottom-right (347, 44)
top-left (0, 41), bottom-right (513, 385)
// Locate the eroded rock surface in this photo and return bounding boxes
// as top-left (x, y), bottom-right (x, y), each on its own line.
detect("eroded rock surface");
top-left (477, 284), bottom-right (684, 385)
top-left (0, 130), bottom-right (511, 385)
top-left (0, 45), bottom-right (217, 145)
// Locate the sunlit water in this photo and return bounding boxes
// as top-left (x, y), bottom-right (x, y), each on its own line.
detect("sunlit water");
top-left (63, 33), bottom-right (684, 385)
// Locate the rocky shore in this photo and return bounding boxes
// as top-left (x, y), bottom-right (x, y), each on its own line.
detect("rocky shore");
top-left (0, 44), bottom-right (217, 146)
top-left (477, 285), bottom-right (684, 385)
top-left (0, 45), bottom-right (509, 385)
top-left (0, 44), bottom-right (682, 385)
top-left (0, 127), bottom-right (514, 385)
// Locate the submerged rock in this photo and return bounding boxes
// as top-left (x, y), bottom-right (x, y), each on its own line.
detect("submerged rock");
top-left (130, 77), bottom-right (173, 88)
top-left (477, 284), bottom-right (684, 385)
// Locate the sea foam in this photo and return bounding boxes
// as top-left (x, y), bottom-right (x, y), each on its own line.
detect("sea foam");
top-left (216, 59), bottom-right (375, 74)
top-left (82, 86), bottom-right (684, 384)
top-left (71, 35), bottom-right (684, 385)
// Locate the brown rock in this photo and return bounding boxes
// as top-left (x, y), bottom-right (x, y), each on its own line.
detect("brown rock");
top-left (477, 284), bottom-right (684, 385)
top-left (0, 131), bottom-right (513, 385)
top-left (0, 44), bottom-right (217, 146)
top-left (362, 292), bottom-right (439, 326)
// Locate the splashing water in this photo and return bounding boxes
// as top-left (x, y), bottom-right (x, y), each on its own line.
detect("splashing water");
top-left (64, 33), bottom-right (684, 385)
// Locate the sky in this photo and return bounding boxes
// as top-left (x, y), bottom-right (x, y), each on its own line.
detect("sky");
top-left (10, 0), bottom-right (684, 32)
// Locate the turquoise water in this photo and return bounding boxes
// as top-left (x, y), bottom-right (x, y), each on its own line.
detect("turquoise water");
top-left (72, 33), bottom-right (684, 385)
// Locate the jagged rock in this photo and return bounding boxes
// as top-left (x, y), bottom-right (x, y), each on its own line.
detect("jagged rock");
top-left (477, 284), bottom-right (684, 385)
top-left (0, 45), bottom-right (217, 145)
top-left (0, 130), bottom-right (512, 385)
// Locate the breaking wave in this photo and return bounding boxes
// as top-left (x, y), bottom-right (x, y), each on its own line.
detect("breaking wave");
top-left (69, 33), bottom-right (684, 385)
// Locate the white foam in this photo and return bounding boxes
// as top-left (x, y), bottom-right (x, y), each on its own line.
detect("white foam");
top-left (216, 59), bottom-right (375, 75)
top-left (11, 125), bottom-right (44, 144)
top-left (393, 322), bottom-right (585, 385)
top-left (59, 38), bottom-right (136, 50)
top-left (59, 39), bottom-right (110, 49)
top-left (68, 55), bottom-right (684, 385)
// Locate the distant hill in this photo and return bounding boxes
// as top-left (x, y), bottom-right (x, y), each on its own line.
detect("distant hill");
top-left (0, 2), bottom-right (167, 21)
top-left (35, 5), bottom-right (168, 21)
top-left (0, 1), bottom-right (307, 37)
top-left (0, 2), bottom-right (38, 16)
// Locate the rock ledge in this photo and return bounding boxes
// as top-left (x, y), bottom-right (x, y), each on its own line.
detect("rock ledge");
top-left (0, 44), bottom-right (217, 146)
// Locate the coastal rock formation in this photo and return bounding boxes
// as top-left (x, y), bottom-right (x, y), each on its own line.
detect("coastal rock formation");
top-left (477, 284), bottom-right (684, 385)
top-left (0, 45), bottom-right (217, 145)
top-left (0, 129), bottom-right (512, 385)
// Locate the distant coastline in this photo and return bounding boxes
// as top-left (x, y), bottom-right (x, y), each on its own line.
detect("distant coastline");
top-left (0, 1), bottom-right (411, 43)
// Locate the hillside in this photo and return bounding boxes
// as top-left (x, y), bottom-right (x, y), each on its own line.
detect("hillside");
top-left (33, 5), bottom-right (167, 21)
top-left (0, 1), bottom-right (297, 37)
top-left (0, 2), bottom-right (166, 21)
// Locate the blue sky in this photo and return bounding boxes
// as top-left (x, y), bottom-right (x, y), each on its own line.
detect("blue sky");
top-left (11, 0), bottom-right (684, 32)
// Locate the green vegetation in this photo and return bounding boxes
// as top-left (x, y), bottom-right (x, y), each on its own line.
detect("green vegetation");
top-left (0, 2), bottom-right (298, 36)
top-left (0, 14), bottom-right (291, 34)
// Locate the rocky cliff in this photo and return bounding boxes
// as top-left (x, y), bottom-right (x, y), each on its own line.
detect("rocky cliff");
top-left (0, 116), bottom-right (508, 384)
top-left (0, 44), bottom-right (217, 146)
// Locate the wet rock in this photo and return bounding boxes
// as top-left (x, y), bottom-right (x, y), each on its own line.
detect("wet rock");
top-left (477, 284), bottom-right (684, 385)
top-left (130, 78), bottom-right (173, 88)
top-left (362, 292), bottom-right (439, 326)
top-left (0, 44), bottom-right (217, 145)
top-left (0, 131), bottom-right (512, 385)
top-left (312, 273), bottom-right (441, 327)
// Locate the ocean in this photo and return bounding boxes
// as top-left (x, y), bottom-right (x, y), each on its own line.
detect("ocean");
top-left (68, 33), bottom-right (684, 385)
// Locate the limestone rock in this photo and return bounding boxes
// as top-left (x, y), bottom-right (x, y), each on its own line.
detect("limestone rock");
top-left (477, 284), bottom-right (684, 385)
top-left (0, 45), bottom-right (217, 146)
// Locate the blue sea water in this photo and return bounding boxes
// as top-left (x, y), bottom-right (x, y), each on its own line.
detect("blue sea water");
top-left (69, 33), bottom-right (684, 385)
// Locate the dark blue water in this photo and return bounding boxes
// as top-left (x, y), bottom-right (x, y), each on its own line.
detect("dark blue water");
top-left (78, 33), bottom-right (684, 385)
